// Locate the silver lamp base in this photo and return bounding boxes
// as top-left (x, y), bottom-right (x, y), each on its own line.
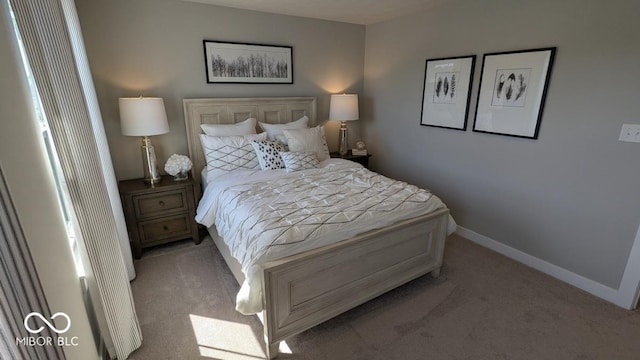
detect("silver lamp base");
top-left (339, 121), bottom-right (348, 156)
top-left (141, 136), bottom-right (161, 185)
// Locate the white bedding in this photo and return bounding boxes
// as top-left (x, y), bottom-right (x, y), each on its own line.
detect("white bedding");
top-left (196, 159), bottom-right (456, 314)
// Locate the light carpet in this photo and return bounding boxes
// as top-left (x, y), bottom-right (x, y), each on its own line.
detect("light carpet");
top-left (128, 235), bottom-right (640, 359)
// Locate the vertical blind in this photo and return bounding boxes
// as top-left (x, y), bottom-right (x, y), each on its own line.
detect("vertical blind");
top-left (59, 0), bottom-right (137, 282)
top-left (8, 0), bottom-right (142, 359)
top-left (0, 166), bottom-right (65, 360)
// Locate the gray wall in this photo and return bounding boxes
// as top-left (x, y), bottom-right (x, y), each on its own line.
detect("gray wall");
top-left (75, 0), bottom-right (365, 180)
top-left (363, 0), bottom-right (640, 288)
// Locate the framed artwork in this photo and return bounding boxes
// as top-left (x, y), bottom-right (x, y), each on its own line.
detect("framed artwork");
top-left (420, 55), bottom-right (476, 130)
top-left (473, 47), bottom-right (556, 139)
top-left (203, 40), bottom-right (293, 84)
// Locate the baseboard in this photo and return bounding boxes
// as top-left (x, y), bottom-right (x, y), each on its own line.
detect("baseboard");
top-left (455, 226), bottom-right (637, 309)
top-left (617, 224), bottom-right (640, 309)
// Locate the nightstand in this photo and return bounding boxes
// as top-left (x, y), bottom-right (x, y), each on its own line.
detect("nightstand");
top-left (119, 175), bottom-right (201, 259)
top-left (330, 151), bottom-right (372, 169)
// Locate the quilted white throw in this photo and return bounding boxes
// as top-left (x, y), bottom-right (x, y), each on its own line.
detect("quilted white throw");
top-left (196, 159), bottom-right (452, 314)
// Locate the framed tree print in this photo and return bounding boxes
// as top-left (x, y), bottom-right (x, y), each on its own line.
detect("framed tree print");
top-left (420, 55), bottom-right (476, 130)
top-left (203, 40), bottom-right (293, 84)
top-left (473, 47), bottom-right (556, 139)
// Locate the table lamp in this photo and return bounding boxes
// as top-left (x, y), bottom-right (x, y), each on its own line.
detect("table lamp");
top-left (329, 94), bottom-right (359, 156)
top-left (119, 97), bottom-right (169, 184)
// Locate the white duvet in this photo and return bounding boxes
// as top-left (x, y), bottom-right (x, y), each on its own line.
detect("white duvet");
top-left (195, 159), bottom-right (455, 314)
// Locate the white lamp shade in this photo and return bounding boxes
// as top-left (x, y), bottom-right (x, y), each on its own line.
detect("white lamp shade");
top-left (329, 94), bottom-right (359, 121)
top-left (119, 97), bottom-right (169, 136)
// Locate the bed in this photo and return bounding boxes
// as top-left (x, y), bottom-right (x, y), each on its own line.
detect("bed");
top-left (184, 97), bottom-right (453, 359)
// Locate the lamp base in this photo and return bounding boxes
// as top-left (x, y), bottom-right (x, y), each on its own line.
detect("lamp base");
top-left (339, 121), bottom-right (348, 156)
top-left (144, 177), bottom-right (161, 185)
top-left (141, 136), bottom-right (161, 185)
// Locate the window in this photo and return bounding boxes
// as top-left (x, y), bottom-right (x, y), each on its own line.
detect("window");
top-left (8, 3), bottom-right (85, 277)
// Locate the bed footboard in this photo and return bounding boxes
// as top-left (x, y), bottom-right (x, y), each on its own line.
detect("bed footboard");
top-left (261, 208), bottom-right (449, 359)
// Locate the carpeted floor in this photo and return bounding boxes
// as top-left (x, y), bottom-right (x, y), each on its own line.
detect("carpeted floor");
top-left (128, 235), bottom-right (640, 360)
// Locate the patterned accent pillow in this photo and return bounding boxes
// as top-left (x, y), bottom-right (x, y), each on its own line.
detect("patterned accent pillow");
top-left (199, 133), bottom-right (267, 180)
top-left (250, 140), bottom-right (288, 170)
top-left (283, 125), bottom-right (330, 161)
top-left (280, 151), bottom-right (320, 172)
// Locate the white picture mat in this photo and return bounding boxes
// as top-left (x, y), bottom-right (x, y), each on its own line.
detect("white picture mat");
top-left (474, 50), bottom-right (553, 138)
top-left (421, 56), bottom-right (474, 129)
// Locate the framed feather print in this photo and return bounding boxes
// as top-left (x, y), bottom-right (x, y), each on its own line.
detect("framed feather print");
top-left (473, 47), bottom-right (556, 139)
top-left (420, 55), bottom-right (476, 130)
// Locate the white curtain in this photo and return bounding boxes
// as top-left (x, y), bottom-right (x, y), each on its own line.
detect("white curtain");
top-left (8, 0), bottom-right (142, 359)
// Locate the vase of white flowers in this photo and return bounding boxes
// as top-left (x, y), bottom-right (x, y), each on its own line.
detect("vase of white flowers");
top-left (164, 154), bottom-right (192, 181)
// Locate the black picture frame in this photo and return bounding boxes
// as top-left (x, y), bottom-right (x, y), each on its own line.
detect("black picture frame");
top-left (473, 47), bottom-right (556, 139)
top-left (203, 40), bottom-right (293, 84)
top-left (420, 55), bottom-right (476, 130)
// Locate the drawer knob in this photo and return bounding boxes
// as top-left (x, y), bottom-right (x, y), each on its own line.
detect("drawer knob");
top-left (163, 225), bottom-right (169, 231)
top-left (159, 200), bottom-right (165, 206)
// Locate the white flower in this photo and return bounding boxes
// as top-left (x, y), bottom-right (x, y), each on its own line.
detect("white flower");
top-left (164, 154), bottom-right (192, 176)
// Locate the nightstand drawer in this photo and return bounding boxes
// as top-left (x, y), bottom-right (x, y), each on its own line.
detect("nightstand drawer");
top-left (133, 189), bottom-right (188, 219)
top-left (138, 214), bottom-right (192, 245)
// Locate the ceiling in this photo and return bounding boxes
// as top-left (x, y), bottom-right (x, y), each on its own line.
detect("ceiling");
top-left (183, 0), bottom-right (441, 25)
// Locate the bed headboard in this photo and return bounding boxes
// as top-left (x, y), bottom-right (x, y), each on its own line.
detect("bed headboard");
top-left (183, 97), bottom-right (317, 184)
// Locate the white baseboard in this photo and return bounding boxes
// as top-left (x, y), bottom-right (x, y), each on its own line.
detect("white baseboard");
top-left (455, 225), bottom-right (638, 310)
top-left (617, 224), bottom-right (640, 309)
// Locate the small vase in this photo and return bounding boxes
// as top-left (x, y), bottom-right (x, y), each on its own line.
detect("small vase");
top-left (173, 171), bottom-right (188, 181)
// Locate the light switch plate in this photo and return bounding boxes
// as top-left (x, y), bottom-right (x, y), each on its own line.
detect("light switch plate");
top-left (619, 124), bottom-right (640, 143)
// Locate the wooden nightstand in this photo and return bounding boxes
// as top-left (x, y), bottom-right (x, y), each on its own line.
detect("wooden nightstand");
top-left (119, 175), bottom-right (201, 259)
top-left (330, 151), bottom-right (372, 169)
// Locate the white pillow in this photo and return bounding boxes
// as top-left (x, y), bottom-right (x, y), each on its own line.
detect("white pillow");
top-left (283, 125), bottom-right (330, 161)
top-left (280, 152), bottom-right (319, 172)
top-left (199, 133), bottom-right (267, 180)
top-left (259, 116), bottom-right (309, 141)
top-left (200, 118), bottom-right (257, 136)
top-left (275, 134), bottom-right (288, 145)
top-left (250, 140), bottom-right (287, 170)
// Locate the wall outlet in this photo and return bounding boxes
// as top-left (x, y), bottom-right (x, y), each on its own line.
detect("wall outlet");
top-left (619, 124), bottom-right (640, 143)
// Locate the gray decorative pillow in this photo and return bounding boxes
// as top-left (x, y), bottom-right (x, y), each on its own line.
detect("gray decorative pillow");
top-left (280, 151), bottom-right (320, 172)
top-left (250, 140), bottom-right (287, 170)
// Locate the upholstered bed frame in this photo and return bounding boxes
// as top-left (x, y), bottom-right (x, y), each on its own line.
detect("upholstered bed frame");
top-left (183, 97), bottom-right (449, 359)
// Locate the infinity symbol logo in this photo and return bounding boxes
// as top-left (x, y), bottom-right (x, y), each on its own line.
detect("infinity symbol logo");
top-left (24, 312), bottom-right (71, 334)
